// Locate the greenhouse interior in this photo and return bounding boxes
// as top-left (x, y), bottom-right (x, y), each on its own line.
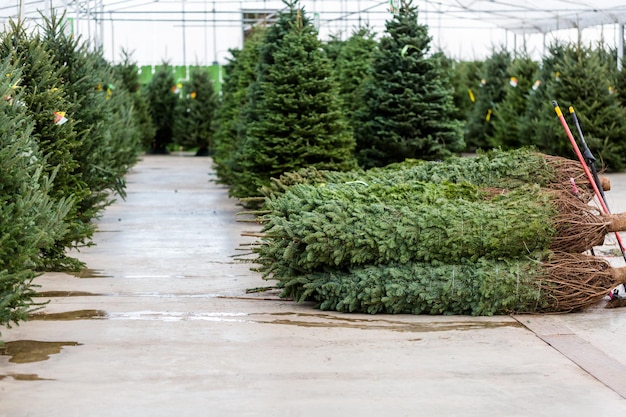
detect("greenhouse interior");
top-left (4, 1), bottom-right (626, 414)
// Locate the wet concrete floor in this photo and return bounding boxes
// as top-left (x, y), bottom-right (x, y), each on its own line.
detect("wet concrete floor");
top-left (2, 154), bottom-right (626, 416)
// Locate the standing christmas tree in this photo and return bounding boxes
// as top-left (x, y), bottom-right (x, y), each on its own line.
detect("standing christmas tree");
top-left (332, 25), bottom-right (378, 131)
top-left (0, 20), bottom-right (89, 270)
top-left (489, 53), bottom-right (539, 149)
top-left (230, 2), bottom-right (356, 199)
top-left (464, 47), bottom-right (511, 151)
top-left (353, 0), bottom-right (464, 168)
top-left (522, 41), bottom-right (626, 170)
top-left (113, 49), bottom-right (156, 153)
top-left (212, 28), bottom-right (265, 185)
top-left (0, 60), bottom-right (73, 330)
top-left (173, 67), bottom-right (218, 156)
top-left (145, 62), bottom-right (178, 154)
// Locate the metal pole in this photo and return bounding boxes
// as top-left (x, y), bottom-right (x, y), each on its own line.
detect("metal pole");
top-left (18, 0), bottom-right (24, 22)
top-left (618, 22), bottom-right (624, 72)
top-left (212, 1), bottom-right (217, 64)
top-left (182, 0), bottom-right (187, 77)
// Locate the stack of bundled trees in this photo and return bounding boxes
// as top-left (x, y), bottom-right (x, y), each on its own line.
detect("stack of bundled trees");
top-left (249, 148), bottom-right (626, 315)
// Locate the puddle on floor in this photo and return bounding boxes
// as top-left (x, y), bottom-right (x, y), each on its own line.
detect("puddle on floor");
top-left (263, 312), bottom-right (521, 333)
top-left (29, 310), bottom-right (108, 321)
top-left (70, 269), bottom-right (112, 279)
top-left (0, 373), bottom-right (53, 381)
top-left (106, 311), bottom-right (249, 322)
top-left (0, 340), bottom-right (82, 363)
top-left (35, 291), bottom-right (104, 297)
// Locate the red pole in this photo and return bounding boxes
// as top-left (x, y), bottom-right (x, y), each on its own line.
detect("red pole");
top-left (552, 101), bottom-right (626, 258)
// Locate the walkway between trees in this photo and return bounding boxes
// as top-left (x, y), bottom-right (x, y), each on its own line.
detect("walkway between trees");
top-left (2, 155), bottom-right (626, 416)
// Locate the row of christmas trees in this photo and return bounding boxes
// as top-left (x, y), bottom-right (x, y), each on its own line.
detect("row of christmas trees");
top-left (205, 0), bottom-right (626, 201)
top-left (0, 16), bottom-right (151, 332)
top-left (454, 44), bottom-right (626, 171)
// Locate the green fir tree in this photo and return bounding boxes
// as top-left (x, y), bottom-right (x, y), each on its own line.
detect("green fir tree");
top-left (173, 67), bottom-right (218, 156)
top-left (523, 41), bottom-right (626, 170)
top-left (113, 49), bottom-right (156, 152)
top-left (145, 62), bottom-right (178, 154)
top-left (0, 59), bottom-right (73, 331)
top-left (230, 2), bottom-right (356, 199)
top-left (464, 47), bottom-right (511, 150)
top-left (212, 27), bottom-right (265, 185)
top-left (0, 19), bottom-right (88, 270)
top-left (489, 54), bottom-right (539, 149)
top-left (332, 25), bottom-right (378, 130)
top-left (449, 59), bottom-right (484, 129)
top-left (353, 0), bottom-right (464, 168)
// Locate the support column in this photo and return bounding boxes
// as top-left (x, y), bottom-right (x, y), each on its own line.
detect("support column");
top-left (618, 22), bottom-right (624, 72)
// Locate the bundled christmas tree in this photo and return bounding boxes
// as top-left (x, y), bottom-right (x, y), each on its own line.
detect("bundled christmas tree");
top-left (279, 252), bottom-right (625, 315)
top-left (353, 0), bottom-right (464, 168)
top-left (173, 67), bottom-right (217, 156)
top-left (248, 147), bottom-right (622, 315)
top-left (230, 2), bottom-right (356, 199)
top-left (254, 179), bottom-right (624, 281)
top-left (259, 147), bottom-right (607, 203)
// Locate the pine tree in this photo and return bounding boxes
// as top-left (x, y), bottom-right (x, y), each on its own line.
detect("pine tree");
top-left (464, 47), bottom-right (511, 150)
top-left (145, 62), bottom-right (178, 154)
top-left (489, 54), bottom-right (539, 149)
top-left (212, 27), bottom-right (265, 185)
top-left (0, 59), bottom-right (72, 330)
top-left (230, 2), bottom-right (356, 199)
top-left (173, 67), bottom-right (218, 156)
top-left (353, 1), bottom-right (464, 168)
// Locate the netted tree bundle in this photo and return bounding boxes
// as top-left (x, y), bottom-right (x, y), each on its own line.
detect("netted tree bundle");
top-left (254, 181), bottom-right (622, 281)
top-left (258, 148), bottom-right (606, 202)
top-left (279, 252), bottom-right (621, 316)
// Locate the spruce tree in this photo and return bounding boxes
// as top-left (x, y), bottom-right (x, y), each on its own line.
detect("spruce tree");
top-left (489, 54), bottom-right (539, 149)
top-left (173, 67), bottom-right (218, 156)
top-left (145, 62), bottom-right (178, 154)
top-left (353, 0), bottom-right (464, 168)
top-left (464, 47), bottom-right (511, 150)
top-left (230, 2), bottom-right (356, 199)
top-left (0, 60), bottom-right (72, 330)
top-left (212, 27), bottom-right (265, 185)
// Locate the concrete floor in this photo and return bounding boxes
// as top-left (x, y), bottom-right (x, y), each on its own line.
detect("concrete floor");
top-left (2, 154), bottom-right (626, 417)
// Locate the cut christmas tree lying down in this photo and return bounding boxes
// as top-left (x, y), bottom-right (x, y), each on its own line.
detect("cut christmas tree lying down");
top-left (247, 148), bottom-right (624, 315)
